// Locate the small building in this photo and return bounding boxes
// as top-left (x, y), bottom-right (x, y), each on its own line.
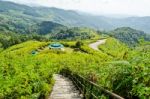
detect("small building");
top-left (31, 50), bottom-right (38, 55)
top-left (49, 43), bottom-right (64, 51)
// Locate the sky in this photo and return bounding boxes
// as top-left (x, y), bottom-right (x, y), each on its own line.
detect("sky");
top-left (3, 0), bottom-right (150, 16)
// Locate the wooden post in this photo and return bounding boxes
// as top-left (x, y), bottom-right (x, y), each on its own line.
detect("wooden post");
top-left (89, 84), bottom-right (93, 99)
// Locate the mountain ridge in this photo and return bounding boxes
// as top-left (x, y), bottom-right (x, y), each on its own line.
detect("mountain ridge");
top-left (1, 0), bottom-right (150, 33)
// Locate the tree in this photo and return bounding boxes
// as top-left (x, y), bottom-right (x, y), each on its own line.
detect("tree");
top-left (75, 41), bottom-right (83, 48)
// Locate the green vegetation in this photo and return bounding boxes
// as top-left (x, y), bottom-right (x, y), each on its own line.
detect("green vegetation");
top-left (98, 38), bottom-right (128, 59)
top-left (50, 27), bottom-right (99, 40)
top-left (0, 32), bottom-right (48, 49)
top-left (0, 39), bottom-right (149, 99)
top-left (1, 0), bottom-right (150, 34)
top-left (0, 1), bottom-right (149, 99)
top-left (109, 27), bottom-right (150, 46)
top-left (0, 27), bottom-right (99, 50)
top-left (98, 38), bottom-right (150, 98)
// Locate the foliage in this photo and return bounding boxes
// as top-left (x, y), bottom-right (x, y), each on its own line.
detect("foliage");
top-left (0, 1), bottom-right (149, 98)
top-left (0, 40), bottom-right (149, 98)
top-left (50, 27), bottom-right (99, 40)
top-left (35, 21), bottom-right (67, 35)
top-left (2, 0), bottom-right (150, 34)
top-left (98, 38), bottom-right (128, 59)
top-left (0, 32), bottom-right (48, 49)
top-left (127, 45), bottom-right (150, 98)
top-left (75, 41), bottom-right (83, 48)
top-left (109, 27), bottom-right (150, 47)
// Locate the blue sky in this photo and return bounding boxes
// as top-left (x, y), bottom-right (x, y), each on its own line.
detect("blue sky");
top-left (3, 0), bottom-right (150, 16)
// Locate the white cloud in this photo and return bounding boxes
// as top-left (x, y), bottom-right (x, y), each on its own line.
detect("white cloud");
top-left (3, 0), bottom-right (150, 16)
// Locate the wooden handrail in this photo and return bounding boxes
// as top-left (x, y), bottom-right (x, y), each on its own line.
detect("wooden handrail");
top-left (60, 68), bottom-right (125, 99)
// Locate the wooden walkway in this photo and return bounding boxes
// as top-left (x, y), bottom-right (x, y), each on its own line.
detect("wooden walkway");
top-left (49, 74), bottom-right (82, 99)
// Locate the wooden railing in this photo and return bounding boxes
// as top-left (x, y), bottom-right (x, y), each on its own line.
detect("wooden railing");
top-left (60, 69), bottom-right (124, 99)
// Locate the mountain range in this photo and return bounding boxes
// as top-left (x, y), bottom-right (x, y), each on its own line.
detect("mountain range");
top-left (0, 0), bottom-right (150, 34)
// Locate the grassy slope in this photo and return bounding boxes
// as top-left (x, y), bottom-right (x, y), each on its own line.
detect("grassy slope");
top-left (0, 40), bottom-right (110, 98)
top-left (98, 38), bottom-right (128, 59)
top-left (0, 39), bottom-right (149, 98)
top-left (98, 38), bottom-right (150, 98)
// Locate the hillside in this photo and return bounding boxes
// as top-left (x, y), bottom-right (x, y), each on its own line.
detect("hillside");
top-left (0, 1), bottom-right (99, 42)
top-left (36, 21), bottom-right (67, 35)
top-left (0, 0), bottom-right (112, 33)
top-left (0, 38), bottom-right (149, 98)
top-left (50, 27), bottom-right (99, 40)
top-left (1, 1), bottom-right (150, 33)
top-left (109, 27), bottom-right (150, 46)
top-left (0, 1), bottom-right (149, 99)
top-left (98, 38), bottom-right (128, 59)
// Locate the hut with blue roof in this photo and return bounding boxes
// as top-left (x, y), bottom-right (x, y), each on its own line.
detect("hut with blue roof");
top-left (49, 43), bottom-right (64, 51)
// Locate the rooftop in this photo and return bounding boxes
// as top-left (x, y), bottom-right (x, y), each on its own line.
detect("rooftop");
top-left (49, 43), bottom-right (64, 49)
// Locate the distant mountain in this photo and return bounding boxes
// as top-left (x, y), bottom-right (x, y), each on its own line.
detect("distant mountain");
top-left (108, 17), bottom-right (150, 34)
top-left (0, 0), bottom-right (112, 32)
top-left (0, 0), bottom-right (150, 34)
top-left (109, 27), bottom-right (150, 46)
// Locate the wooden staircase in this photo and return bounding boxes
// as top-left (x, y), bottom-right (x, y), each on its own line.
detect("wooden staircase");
top-left (49, 74), bottom-right (82, 99)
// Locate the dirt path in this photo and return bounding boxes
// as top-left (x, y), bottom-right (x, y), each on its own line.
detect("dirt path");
top-left (89, 39), bottom-right (106, 50)
top-left (49, 74), bottom-right (82, 99)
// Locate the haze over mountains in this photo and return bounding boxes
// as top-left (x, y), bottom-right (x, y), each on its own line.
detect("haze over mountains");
top-left (1, 0), bottom-right (150, 34)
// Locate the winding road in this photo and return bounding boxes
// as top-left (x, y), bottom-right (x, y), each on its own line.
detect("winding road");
top-left (89, 39), bottom-right (106, 50)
